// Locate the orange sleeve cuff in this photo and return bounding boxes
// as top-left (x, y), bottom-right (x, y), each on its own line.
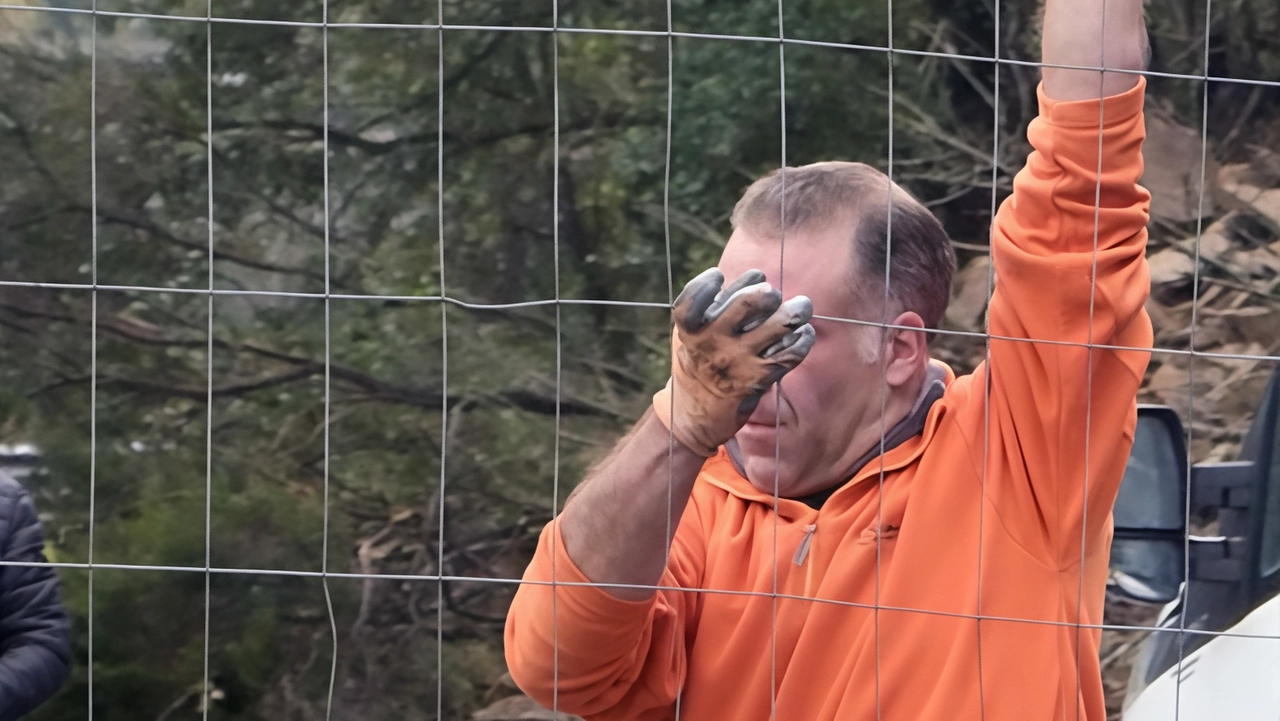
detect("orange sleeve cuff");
top-left (1035, 75), bottom-right (1146, 128)
top-left (506, 518), bottom-right (659, 672)
top-left (533, 517), bottom-right (660, 619)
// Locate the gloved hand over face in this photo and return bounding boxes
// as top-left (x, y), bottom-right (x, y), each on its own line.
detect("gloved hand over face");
top-left (653, 268), bottom-right (816, 456)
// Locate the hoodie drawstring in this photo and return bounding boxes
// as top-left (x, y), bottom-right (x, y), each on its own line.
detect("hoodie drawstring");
top-left (793, 524), bottom-right (817, 567)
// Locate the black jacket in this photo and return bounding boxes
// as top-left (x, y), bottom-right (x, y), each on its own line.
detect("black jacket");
top-left (0, 472), bottom-right (70, 720)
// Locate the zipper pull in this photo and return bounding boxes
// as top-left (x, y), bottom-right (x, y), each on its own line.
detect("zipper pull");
top-left (793, 523), bottom-right (818, 567)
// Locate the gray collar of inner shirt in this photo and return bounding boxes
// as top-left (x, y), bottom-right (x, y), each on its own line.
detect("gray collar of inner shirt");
top-left (724, 361), bottom-right (948, 487)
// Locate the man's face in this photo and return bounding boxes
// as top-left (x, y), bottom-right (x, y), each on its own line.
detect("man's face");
top-left (718, 222), bottom-right (889, 498)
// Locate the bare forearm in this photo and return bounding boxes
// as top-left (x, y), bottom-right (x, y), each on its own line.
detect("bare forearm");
top-left (1042, 0), bottom-right (1148, 101)
top-left (559, 408), bottom-right (707, 601)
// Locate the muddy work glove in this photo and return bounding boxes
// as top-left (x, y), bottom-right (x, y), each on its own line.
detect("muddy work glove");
top-left (653, 268), bottom-right (816, 456)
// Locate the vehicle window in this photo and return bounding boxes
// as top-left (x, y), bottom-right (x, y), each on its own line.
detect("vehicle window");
top-left (1261, 410), bottom-right (1280, 577)
top-left (1116, 415), bottom-right (1184, 530)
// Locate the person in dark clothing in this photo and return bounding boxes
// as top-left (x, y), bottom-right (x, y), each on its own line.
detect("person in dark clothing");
top-left (0, 471), bottom-right (70, 720)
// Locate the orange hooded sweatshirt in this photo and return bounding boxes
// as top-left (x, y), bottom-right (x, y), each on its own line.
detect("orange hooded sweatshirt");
top-left (505, 79), bottom-right (1153, 721)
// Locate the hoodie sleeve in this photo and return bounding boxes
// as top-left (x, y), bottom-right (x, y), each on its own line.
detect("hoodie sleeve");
top-left (0, 484), bottom-right (72, 721)
top-left (963, 78), bottom-right (1154, 568)
top-left (504, 500), bottom-right (705, 720)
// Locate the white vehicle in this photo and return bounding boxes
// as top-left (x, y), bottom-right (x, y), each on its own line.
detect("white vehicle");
top-left (1110, 367), bottom-right (1280, 719)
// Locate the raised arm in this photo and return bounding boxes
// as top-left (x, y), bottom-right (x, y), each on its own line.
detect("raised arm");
top-left (504, 270), bottom-right (814, 716)
top-left (1041, 0), bottom-right (1148, 101)
top-left (954, 0), bottom-right (1154, 565)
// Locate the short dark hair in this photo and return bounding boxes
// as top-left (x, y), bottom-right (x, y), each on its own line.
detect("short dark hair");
top-left (730, 161), bottom-right (956, 334)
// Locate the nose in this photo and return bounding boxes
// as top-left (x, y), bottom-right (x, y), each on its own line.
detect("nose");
top-left (749, 392), bottom-right (781, 424)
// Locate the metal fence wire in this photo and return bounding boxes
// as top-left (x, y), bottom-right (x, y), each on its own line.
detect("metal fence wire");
top-left (0, 0), bottom-right (1277, 720)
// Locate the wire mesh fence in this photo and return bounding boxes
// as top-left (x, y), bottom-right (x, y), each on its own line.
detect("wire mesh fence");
top-left (0, 0), bottom-right (1277, 719)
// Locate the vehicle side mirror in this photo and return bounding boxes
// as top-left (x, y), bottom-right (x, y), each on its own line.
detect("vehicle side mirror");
top-left (1110, 406), bottom-right (1189, 604)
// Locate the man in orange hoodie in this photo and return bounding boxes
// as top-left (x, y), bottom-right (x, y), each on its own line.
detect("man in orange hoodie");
top-left (505, 0), bottom-right (1153, 718)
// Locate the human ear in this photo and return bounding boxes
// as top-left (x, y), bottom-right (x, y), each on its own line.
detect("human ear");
top-left (882, 311), bottom-right (927, 388)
